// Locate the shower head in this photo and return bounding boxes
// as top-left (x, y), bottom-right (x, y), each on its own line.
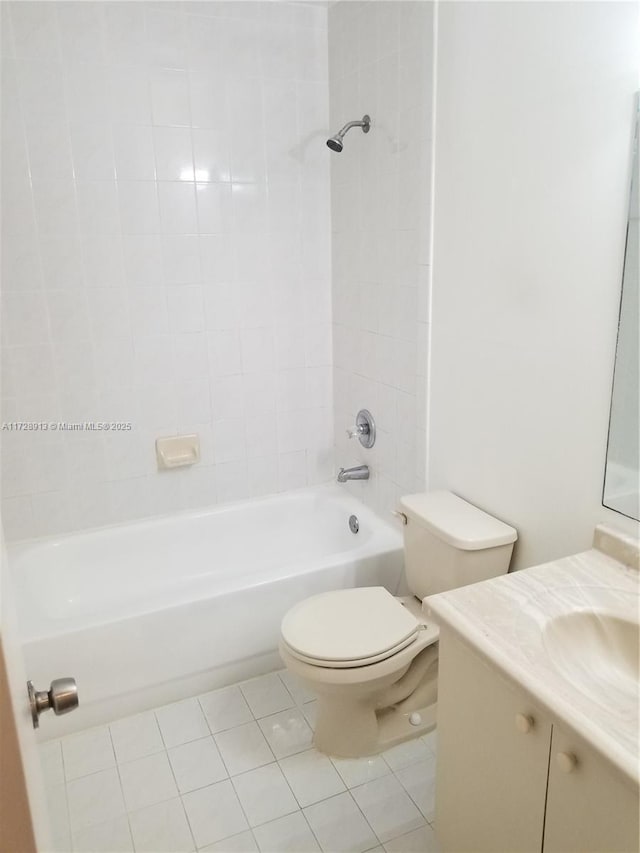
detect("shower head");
top-left (326, 115), bottom-right (371, 152)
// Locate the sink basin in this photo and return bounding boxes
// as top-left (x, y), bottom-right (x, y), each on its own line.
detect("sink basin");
top-left (543, 610), bottom-right (639, 714)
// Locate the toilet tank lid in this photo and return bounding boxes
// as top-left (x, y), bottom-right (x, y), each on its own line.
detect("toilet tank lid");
top-left (399, 491), bottom-right (518, 551)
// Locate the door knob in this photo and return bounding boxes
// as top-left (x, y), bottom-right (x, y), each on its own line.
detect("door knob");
top-left (28, 678), bottom-right (78, 729)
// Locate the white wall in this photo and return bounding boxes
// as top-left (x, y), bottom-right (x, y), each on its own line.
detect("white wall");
top-left (328, 0), bottom-right (434, 518)
top-left (0, 1), bottom-right (332, 540)
top-left (429, 1), bottom-right (640, 569)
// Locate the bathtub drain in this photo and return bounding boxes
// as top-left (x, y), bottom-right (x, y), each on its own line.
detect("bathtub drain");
top-left (349, 514), bottom-right (359, 534)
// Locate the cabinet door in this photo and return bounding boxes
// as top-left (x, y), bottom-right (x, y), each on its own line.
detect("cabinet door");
top-left (436, 629), bottom-right (552, 853)
top-left (543, 724), bottom-right (640, 853)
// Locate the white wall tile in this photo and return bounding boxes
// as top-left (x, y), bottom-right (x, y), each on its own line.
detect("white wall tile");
top-left (56, 2), bottom-right (106, 65)
top-left (2, 2), bottom-right (332, 541)
top-left (154, 125), bottom-right (194, 181)
top-left (150, 69), bottom-right (191, 127)
top-left (113, 124), bottom-right (156, 181)
top-left (83, 235), bottom-right (126, 289)
top-left (109, 66), bottom-right (153, 125)
top-left (145, 8), bottom-right (188, 71)
top-left (105, 3), bottom-right (147, 67)
top-left (193, 129), bottom-right (230, 183)
top-left (118, 182), bottom-right (161, 234)
top-left (11, 2), bottom-right (60, 61)
top-left (25, 120), bottom-right (73, 180)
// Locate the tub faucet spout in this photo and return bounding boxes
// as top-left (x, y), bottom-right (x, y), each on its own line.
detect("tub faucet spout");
top-left (337, 465), bottom-right (370, 483)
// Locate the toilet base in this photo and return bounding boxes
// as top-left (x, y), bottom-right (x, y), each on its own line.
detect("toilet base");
top-left (313, 699), bottom-right (437, 758)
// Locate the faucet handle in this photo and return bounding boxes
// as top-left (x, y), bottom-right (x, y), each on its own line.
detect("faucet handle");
top-left (346, 423), bottom-right (368, 439)
top-left (346, 409), bottom-right (376, 449)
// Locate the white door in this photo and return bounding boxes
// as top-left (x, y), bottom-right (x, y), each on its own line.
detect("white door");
top-left (0, 522), bottom-right (53, 852)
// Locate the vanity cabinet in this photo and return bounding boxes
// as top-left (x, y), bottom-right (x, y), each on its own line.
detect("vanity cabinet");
top-left (436, 629), bottom-right (639, 853)
top-left (543, 724), bottom-right (639, 853)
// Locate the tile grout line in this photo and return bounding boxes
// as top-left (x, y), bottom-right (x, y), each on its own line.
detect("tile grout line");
top-left (152, 703), bottom-right (199, 853)
top-left (106, 721), bottom-right (137, 853)
top-left (57, 739), bottom-right (73, 852)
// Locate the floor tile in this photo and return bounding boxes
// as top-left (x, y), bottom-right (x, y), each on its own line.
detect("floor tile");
top-left (199, 686), bottom-right (254, 733)
top-left (394, 758), bottom-right (437, 821)
top-left (240, 673), bottom-right (295, 719)
top-left (62, 726), bottom-right (115, 781)
top-left (232, 763), bottom-right (299, 828)
top-left (200, 830), bottom-right (259, 852)
top-left (253, 810), bottom-right (321, 852)
top-left (420, 730), bottom-right (437, 757)
top-left (129, 797), bottom-right (195, 853)
top-left (66, 767), bottom-right (126, 833)
top-left (182, 779), bottom-right (249, 848)
top-left (351, 775), bottom-right (425, 844)
top-left (71, 814), bottom-right (134, 852)
top-left (258, 707), bottom-right (313, 759)
top-left (278, 749), bottom-right (345, 808)
top-left (382, 738), bottom-right (432, 773)
top-left (383, 824), bottom-right (441, 853)
top-left (46, 670), bottom-right (439, 853)
top-left (214, 721), bottom-right (274, 776)
top-left (303, 792), bottom-right (378, 853)
top-left (156, 697), bottom-right (211, 748)
top-left (45, 782), bottom-right (70, 847)
top-left (331, 754), bottom-right (391, 789)
top-left (168, 736), bottom-right (228, 793)
top-left (40, 740), bottom-right (65, 787)
top-left (302, 700), bottom-right (317, 729)
top-left (118, 750), bottom-right (178, 812)
top-left (110, 711), bottom-right (165, 764)
top-left (278, 670), bottom-right (316, 707)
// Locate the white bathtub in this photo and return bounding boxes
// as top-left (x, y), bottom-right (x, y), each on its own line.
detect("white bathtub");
top-left (9, 485), bottom-right (403, 736)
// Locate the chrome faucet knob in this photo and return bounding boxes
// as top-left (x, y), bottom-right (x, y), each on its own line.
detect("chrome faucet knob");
top-left (346, 423), bottom-right (368, 439)
top-left (347, 410), bottom-right (376, 449)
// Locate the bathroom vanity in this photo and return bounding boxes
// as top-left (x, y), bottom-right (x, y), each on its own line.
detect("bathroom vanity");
top-left (427, 526), bottom-right (639, 853)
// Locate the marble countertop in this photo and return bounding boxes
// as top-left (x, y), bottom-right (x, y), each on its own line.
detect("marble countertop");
top-left (425, 530), bottom-right (639, 788)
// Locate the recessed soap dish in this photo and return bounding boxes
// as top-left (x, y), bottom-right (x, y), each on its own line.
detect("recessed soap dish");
top-left (156, 434), bottom-right (200, 470)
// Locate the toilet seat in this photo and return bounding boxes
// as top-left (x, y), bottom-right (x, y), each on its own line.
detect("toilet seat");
top-left (281, 587), bottom-right (421, 669)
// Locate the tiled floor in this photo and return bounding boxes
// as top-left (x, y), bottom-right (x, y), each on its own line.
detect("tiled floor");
top-left (40, 670), bottom-right (441, 853)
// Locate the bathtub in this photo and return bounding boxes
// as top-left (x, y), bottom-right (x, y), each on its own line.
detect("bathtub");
top-left (9, 485), bottom-right (403, 737)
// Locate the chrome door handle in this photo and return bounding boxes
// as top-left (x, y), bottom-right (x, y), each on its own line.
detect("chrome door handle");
top-left (28, 678), bottom-right (78, 729)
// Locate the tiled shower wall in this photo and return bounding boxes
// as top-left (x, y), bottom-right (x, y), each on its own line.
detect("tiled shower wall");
top-left (1, 1), bottom-right (332, 540)
top-left (328, 1), bottom-right (433, 517)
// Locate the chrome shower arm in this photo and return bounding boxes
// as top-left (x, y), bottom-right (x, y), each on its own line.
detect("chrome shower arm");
top-left (336, 117), bottom-right (370, 137)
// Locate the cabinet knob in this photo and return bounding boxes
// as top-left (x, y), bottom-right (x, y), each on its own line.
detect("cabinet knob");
top-left (556, 751), bottom-right (578, 773)
top-left (515, 713), bottom-right (534, 734)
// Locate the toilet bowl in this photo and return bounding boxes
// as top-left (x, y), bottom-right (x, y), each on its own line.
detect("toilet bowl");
top-left (279, 492), bottom-right (518, 758)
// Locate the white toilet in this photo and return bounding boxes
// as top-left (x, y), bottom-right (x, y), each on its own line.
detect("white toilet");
top-left (279, 491), bottom-right (517, 757)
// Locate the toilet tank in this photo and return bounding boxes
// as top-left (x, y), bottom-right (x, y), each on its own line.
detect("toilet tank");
top-left (399, 492), bottom-right (518, 599)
